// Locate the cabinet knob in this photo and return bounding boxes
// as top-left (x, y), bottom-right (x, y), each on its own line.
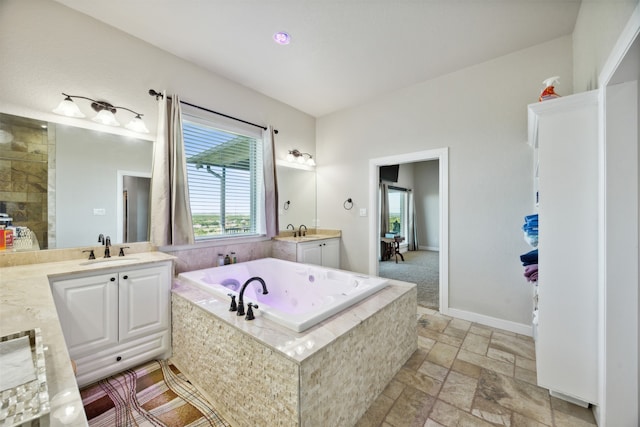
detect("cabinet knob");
top-left (116, 356), bottom-right (122, 362)
top-left (110, 277), bottom-right (116, 282)
top-left (122, 275), bottom-right (128, 280)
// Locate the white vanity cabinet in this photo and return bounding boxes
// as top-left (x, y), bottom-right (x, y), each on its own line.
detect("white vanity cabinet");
top-left (297, 238), bottom-right (340, 269)
top-left (50, 261), bottom-right (172, 386)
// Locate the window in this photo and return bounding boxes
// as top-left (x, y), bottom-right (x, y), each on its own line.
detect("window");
top-left (182, 114), bottom-right (264, 240)
top-left (387, 187), bottom-right (407, 236)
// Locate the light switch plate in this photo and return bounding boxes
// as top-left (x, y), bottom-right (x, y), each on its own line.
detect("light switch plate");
top-left (359, 208), bottom-right (367, 217)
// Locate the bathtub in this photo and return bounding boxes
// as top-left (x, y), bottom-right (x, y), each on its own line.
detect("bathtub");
top-left (177, 257), bottom-right (389, 332)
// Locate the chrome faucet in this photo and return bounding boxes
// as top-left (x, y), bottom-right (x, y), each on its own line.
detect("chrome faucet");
top-left (237, 277), bottom-right (268, 318)
top-left (286, 223), bottom-right (296, 237)
top-left (298, 224), bottom-right (307, 237)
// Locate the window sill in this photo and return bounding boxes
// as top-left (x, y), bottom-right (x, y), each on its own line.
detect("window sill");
top-left (159, 234), bottom-right (271, 252)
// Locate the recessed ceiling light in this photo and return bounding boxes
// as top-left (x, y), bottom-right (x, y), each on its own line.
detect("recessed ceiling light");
top-left (273, 31), bottom-right (291, 45)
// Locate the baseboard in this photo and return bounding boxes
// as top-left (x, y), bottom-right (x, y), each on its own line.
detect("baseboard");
top-left (418, 246), bottom-right (439, 252)
top-left (443, 307), bottom-right (533, 336)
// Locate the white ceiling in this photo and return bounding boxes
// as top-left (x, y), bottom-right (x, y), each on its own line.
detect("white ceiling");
top-left (53, 0), bottom-right (581, 117)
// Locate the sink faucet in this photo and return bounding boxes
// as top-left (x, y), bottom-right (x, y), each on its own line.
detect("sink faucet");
top-left (286, 223), bottom-right (296, 237)
top-left (98, 233), bottom-right (105, 245)
top-left (299, 224), bottom-right (307, 237)
top-left (237, 277), bottom-right (268, 317)
top-left (104, 236), bottom-right (111, 258)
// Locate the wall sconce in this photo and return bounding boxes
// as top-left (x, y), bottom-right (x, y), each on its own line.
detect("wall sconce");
top-left (53, 93), bottom-right (149, 133)
top-left (286, 149), bottom-right (315, 167)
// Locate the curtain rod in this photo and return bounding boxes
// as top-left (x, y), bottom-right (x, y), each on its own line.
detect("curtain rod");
top-left (148, 89), bottom-right (278, 134)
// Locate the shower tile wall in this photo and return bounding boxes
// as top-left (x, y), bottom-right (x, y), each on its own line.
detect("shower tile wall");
top-left (0, 114), bottom-right (49, 249)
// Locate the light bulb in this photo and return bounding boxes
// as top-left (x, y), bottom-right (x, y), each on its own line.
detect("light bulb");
top-left (307, 157), bottom-right (316, 167)
top-left (286, 152), bottom-right (294, 162)
top-left (125, 116), bottom-right (149, 133)
top-left (53, 98), bottom-right (85, 118)
top-left (92, 110), bottom-right (120, 127)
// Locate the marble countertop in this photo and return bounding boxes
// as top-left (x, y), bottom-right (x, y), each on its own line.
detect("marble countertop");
top-left (172, 276), bottom-right (415, 363)
top-left (272, 229), bottom-right (341, 244)
top-left (0, 251), bottom-right (175, 426)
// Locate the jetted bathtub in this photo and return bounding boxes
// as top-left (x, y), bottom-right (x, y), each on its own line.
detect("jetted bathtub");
top-left (177, 257), bottom-right (389, 332)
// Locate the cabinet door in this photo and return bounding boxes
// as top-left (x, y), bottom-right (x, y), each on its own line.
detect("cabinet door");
top-left (297, 242), bottom-right (322, 266)
top-left (321, 239), bottom-right (340, 269)
top-left (118, 265), bottom-right (170, 342)
top-left (51, 272), bottom-right (118, 357)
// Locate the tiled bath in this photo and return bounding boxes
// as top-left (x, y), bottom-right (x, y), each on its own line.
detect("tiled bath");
top-left (171, 279), bottom-right (417, 426)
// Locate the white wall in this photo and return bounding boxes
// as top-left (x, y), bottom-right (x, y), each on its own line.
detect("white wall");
top-left (573, 0), bottom-right (639, 92)
top-left (0, 0), bottom-right (315, 165)
top-left (316, 37), bottom-right (573, 326)
top-left (414, 161), bottom-right (439, 250)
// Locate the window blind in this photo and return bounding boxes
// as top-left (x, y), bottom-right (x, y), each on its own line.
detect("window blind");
top-left (182, 117), bottom-right (263, 239)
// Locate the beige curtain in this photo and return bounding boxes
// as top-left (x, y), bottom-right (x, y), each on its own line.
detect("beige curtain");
top-left (408, 189), bottom-right (419, 251)
top-left (149, 92), bottom-right (194, 246)
top-left (262, 126), bottom-right (278, 237)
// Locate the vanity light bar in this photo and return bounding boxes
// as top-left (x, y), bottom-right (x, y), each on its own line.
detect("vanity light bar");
top-left (286, 149), bottom-right (315, 167)
top-left (53, 93), bottom-right (149, 134)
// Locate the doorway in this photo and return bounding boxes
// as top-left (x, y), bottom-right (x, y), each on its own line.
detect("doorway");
top-left (117, 171), bottom-right (151, 244)
top-left (368, 148), bottom-right (449, 312)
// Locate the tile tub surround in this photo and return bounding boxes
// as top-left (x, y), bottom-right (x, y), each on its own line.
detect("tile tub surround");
top-left (0, 251), bottom-right (176, 426)
top-left (171, 277), bottom-right (417, 426)
top-left (163, 239), bottom-right (273, 274)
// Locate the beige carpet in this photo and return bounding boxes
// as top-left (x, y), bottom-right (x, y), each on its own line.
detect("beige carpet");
top-left (81, 360), bottom-right (230, 427)
top-left (378, 250), bottom-right (439, 309)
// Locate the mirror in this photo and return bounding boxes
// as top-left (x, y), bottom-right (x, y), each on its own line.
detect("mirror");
top-left (0, 112), bottom-right (152, 250)
top-left (276, 163), bottom-right (317, 230)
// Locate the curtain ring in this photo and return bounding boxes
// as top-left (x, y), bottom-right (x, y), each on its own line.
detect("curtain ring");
top-left (284, 200), bottom-right (290, 210)
top-left (343, 198), bottom-right (353, 210)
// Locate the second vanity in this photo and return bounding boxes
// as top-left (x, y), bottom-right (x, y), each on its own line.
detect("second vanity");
top-left (272, 229), bottom-right (341, 268)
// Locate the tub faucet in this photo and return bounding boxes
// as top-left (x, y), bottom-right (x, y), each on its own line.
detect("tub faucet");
top-left (299, 224), bottom-right (307, 237)
top-left (287, 223), bottom-right (296, 237)
top-left (237, 277), bottom-right (268, 317)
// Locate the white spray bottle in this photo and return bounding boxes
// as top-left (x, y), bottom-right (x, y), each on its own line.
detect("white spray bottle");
top-left (539, 76), bottom-right (561, 102)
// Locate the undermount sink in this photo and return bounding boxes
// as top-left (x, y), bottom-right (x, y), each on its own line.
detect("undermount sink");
top-left (79, 257), bottom-right (140, 266)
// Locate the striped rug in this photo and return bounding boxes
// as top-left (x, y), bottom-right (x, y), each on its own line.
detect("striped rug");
top-left (80, 360), bottom-right (230, 427)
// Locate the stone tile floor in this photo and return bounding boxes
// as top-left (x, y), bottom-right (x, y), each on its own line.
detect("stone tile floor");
top-left (355, 307), bottom-right (598, 427)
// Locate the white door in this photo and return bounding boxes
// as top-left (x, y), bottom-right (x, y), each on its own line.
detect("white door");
top-left (51, 272), bottom-right (118, 357)
top-left (118, 265), bottom-right (170, 342)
